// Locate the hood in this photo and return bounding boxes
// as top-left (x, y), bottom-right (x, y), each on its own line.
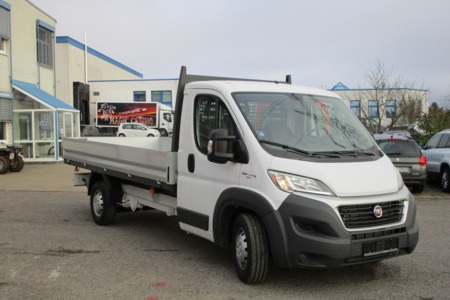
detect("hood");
top-left (270, 155), bottom-right (399, 197)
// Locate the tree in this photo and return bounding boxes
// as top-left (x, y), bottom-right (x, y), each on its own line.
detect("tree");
top-left (351, 61), bottom-right (427, 132)
top-left (416, 103), bottom-right (450, 145)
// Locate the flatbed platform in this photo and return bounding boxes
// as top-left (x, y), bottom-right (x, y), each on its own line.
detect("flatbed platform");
top-left (63, 137), bottom-right (177, 185)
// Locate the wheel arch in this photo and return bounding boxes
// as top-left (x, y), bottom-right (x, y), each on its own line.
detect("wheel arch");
top-left (213, 187), bottom-right (289, 265)
top-left (87, 173), bottom-right (123, 202)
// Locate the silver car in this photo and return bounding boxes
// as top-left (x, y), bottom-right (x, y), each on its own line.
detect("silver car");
top-left (422, 129), bottom-right (450, 192)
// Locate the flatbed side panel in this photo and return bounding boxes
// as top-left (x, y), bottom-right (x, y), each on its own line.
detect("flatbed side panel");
top-left (63, 137), bottom-right (177, 185)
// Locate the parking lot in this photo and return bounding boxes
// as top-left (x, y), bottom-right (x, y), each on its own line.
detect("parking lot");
top-left (1, 163), bottom-right (449, 299)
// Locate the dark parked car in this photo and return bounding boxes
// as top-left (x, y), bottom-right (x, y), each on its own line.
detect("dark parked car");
top-left (373, 130), bottom-right (413, 141)
top-left (377, 138), bottom-right (427, 193)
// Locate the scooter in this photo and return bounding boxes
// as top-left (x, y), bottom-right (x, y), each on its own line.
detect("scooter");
top-left (0, 143), bottom-right (24, 174)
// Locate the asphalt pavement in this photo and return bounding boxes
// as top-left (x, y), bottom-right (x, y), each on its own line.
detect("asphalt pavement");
top-left (0, 162), bottom-right (86, 193)
top-left (0, 162), bottom-right (448, 199)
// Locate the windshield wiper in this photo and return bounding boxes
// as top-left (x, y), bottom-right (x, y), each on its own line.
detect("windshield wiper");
top-left (260, 140), bottom-right (344, 158)
top-left (338, 150), bottom-right (376, 157)
top-left (259, 140), bottom-right (313, 156)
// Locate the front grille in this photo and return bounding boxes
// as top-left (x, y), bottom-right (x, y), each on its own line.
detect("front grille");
top-left (338, 201), bottom-right (404, 229)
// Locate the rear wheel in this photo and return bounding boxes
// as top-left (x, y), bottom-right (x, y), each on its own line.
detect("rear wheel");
top-left (9, 156), bottom-right (24, 172)
top-left (118, 133), bottom-right (125, 137)
top-left (90, 181), bottom-right (117, 225)
top-left (0, 156), bottom-right (9, 174)
top-left (232, 213), bottom-right (269, 284)
top-left (441, 167), bottom-right (450, 192)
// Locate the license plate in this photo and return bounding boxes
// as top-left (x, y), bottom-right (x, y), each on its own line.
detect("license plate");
top-left (9, 153), bottom-right (15, 160)
top-left (397, 167), bottom-right (410, 174)
top-left (363, 238), bottom-right (399, 257)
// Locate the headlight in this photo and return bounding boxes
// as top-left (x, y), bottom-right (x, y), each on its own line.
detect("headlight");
top-left (268, 170), bottom-right (335, 196)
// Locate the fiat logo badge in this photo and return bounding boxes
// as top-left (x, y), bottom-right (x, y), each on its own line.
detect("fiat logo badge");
top-left (373, 205), bottom-right (383, 218)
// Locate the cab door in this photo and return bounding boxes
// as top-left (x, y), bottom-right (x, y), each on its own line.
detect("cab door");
top-left (177, 91), bottom-right (242, 241)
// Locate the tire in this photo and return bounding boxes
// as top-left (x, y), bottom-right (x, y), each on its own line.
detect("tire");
top-left (159, 128), bottom-right (168, 137)
top-left (232, 213), bottom-right (269, 284)
top-left (0, 156), bottom-right (9, 174)
top-left (147, 134), bottom-right (155, 137)
top-left (90, 181), bottom-right (117, 225)
top-left (9, 156), bottom-right (24, 172)
top-left (118, 134), bottom-right (125, 137)
top-left (412, 184), bottom-right (424, 194)
top-left (441, 167), bottom-right (450, 193)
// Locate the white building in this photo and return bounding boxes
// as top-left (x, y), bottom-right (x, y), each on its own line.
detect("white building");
top-left (330, 82), bottom-right (429, 131)
top-left (0, 0), bottom-right (79, 162)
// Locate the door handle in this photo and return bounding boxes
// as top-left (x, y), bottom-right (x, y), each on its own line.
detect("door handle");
top-left (188, 154), bottom-right (195, 173)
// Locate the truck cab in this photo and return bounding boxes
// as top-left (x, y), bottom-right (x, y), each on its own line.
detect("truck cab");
top-left (175, 79), bottom-right (418, 283)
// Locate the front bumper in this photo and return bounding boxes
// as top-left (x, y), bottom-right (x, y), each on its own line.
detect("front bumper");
top-left (264, 192), bottom-right (419, 268)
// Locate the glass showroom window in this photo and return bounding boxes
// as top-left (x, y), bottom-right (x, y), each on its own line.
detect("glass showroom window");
top-left (34, 111), bottom-right (54, 158)
top-left (14, 111), bottom-right (32, 158)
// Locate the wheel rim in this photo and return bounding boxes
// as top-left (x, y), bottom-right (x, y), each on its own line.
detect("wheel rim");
top-left (442, 171), bottom-right (449, 190)
top-left (92, 190), bottom-right (104, 217)
top-left (235, 227), bottom-right (248, 270)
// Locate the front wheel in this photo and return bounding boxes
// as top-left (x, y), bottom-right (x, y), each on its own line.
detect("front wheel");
top-left (90, 181), bottom-right (117, 225)
top-left (232, 213), bottom-right (269, 284)
top-left (441, 167), bottom-right (450, 193)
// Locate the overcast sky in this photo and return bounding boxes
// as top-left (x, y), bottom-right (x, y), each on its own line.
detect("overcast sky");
top-left (30, 0), bottom-right (450, 106)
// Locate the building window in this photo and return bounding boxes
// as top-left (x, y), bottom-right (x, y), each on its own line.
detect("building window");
top-left (37, 26), bottom-right (54, 67)
top-left (0, 122), bottom-right (4, 140)
top-left (0, 37), bottom-right (5, 52)
top-left (350, 100), bottom-right (361, 117)
top-left (0, 4), bottom-right (11, 53)
top-left (386, 100), bottom-right (396, 118)
top-left (151, 90), bottom-right (172, 107)
top-left (133, 91), bottom-right (146, 102)
top-left (368, 100), bottom-right (379, 118)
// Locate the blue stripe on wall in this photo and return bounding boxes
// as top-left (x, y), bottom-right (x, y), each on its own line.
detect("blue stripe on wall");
top-left (0, 0), bottom-right (11, 10)
top-left (56, 36), bottom-right (143, 78)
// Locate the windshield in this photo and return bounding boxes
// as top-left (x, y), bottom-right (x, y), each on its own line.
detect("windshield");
top-left (233, 92), bottom-right (377, 155)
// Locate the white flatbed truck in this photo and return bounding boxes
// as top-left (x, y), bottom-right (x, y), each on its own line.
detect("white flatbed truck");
top-left (64, 67), bottom-right (419, 283)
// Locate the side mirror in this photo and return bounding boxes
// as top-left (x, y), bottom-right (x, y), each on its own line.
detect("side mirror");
top-left (207, 129), bottom-right (249, 164)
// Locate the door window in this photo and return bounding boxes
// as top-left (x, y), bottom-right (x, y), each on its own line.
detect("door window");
top-left (438, 134), bottom-right (450, 148)
top-left (194, 95), bottom-right (236, 154)
top-left (426, 134), bottom-right (441, 149)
